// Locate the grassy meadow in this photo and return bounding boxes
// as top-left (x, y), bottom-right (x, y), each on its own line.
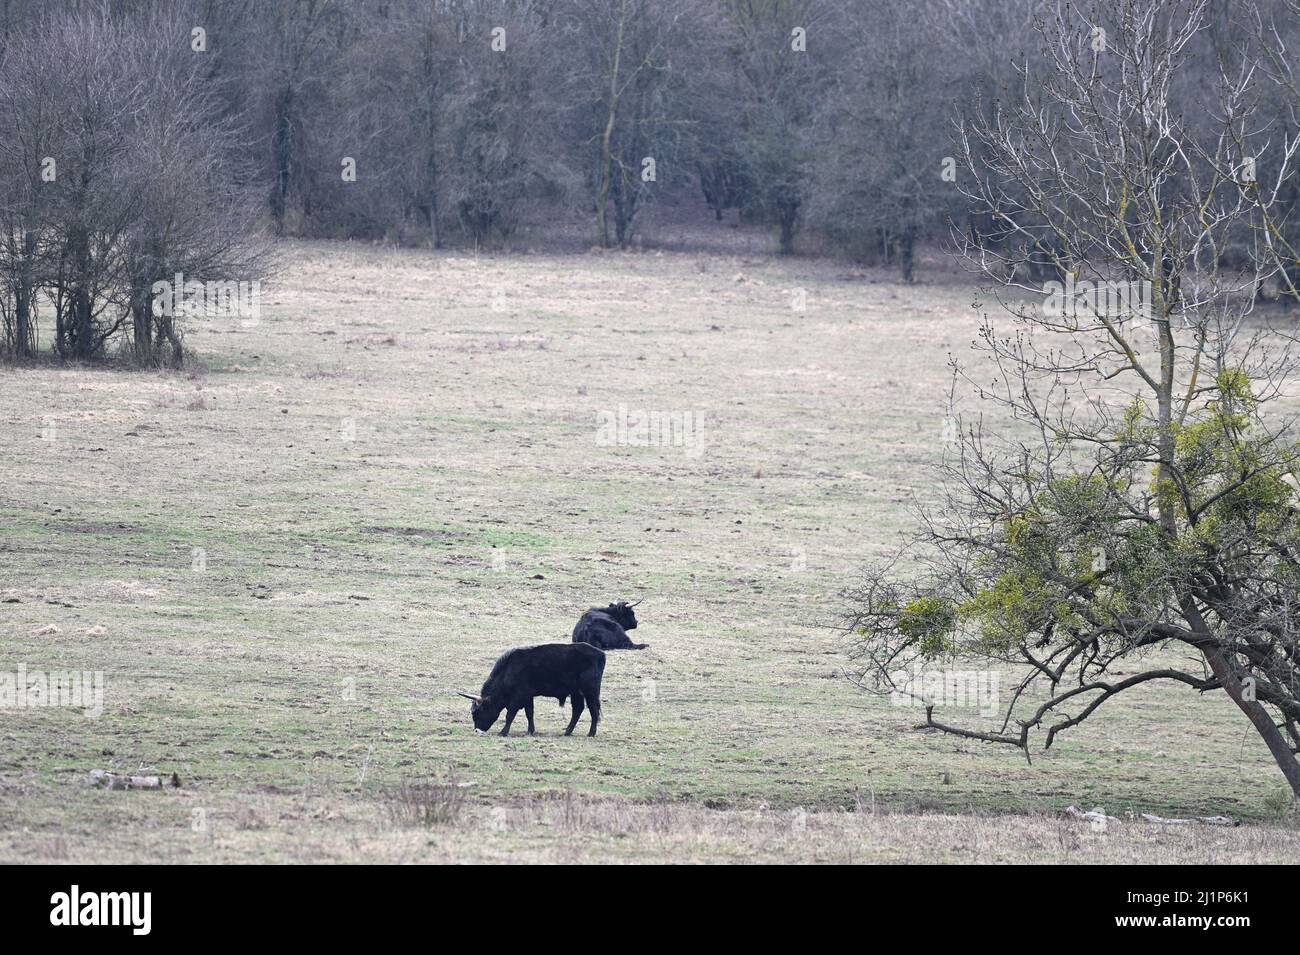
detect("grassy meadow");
top-left (2, 238), bottom-right (1297, 862)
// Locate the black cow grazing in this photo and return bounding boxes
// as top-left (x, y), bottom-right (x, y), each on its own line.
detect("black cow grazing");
top-left (572, 599), bottom-right (647, 650)
top-left (457, 643), bottom-right (605, 737)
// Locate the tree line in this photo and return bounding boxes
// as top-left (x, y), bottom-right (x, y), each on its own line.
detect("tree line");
top-left (2, 0), bottom-right (1300, 365)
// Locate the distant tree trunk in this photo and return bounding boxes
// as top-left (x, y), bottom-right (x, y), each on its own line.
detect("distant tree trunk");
top-left (899, 227), bottom-right (915, 283)
top-left (427, 190), bottom-right (440, 249)
top-left (420, 29), bottom-right (441, 250)
top-left (132, 298), bottom-right (152, 364)
top-left (13, 229), bottom-right (36, 358)
top-left (71, 290), bottom-right (93, 358)
top-left (155, 312), bottom-right (183, 367)
top-left (596, 112), bottom-right (618, 248)
top-left (777, 197), bottom-right (798, 254)
top-left (129, 268), bottom-right (156, 365)
top-left (64, 222), bottom-right (95, 360)
top-left (272, 86), bottom-right (294, 234)
top-left (595, 2), bottom-right (629, 249)
top-left (612, 169), bottom-right (635, 247)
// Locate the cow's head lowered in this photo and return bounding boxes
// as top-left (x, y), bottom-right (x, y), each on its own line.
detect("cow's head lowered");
top-left (605, 598), bottom-right (642, 631)
top-left (456, 691), bottom-right (501, 732)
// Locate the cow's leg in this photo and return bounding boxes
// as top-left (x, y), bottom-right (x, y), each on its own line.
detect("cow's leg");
top-left (581, 664), bottom-right (605, 737)
top-left (564, 694), bottom-right (585, 736)
top-left (524, 700), bottom-right (536, 735)
top-left (500, 707), bottom-right (517, 737)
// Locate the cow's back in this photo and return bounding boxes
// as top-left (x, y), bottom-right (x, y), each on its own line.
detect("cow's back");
top-left (572, 609), bottom-right (613, 646)
top-left (490, 642), bottom-right (604, 703)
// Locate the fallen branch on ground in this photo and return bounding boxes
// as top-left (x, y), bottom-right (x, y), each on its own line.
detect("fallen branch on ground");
top-left (88, 770), bottom-right (181, 790)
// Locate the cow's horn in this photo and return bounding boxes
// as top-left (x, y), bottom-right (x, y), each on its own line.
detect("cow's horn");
top-left (629, 597), bottom-right (645, 607)
top-left (454, 691), bottom-right (480, 703)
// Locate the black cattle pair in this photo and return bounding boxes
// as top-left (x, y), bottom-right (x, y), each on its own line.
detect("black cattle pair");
top-left (456, 600), bottom-right (646, 737)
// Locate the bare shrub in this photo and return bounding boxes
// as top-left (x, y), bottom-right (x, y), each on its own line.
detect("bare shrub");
top-left (383, 769), bottom-right (467, 829)
top-left (1262, 787), bottom-right (1300, 823)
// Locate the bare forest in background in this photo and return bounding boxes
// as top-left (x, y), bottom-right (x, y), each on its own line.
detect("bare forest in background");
top-left (3, 0), bottom-right (1296, 366)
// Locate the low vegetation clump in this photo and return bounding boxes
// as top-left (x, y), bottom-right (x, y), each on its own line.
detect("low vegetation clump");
top-left (383, 770), bottom-right (468, 829)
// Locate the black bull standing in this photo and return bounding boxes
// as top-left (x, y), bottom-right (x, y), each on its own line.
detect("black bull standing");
top-left (458, 643), bottom-right (606, 737)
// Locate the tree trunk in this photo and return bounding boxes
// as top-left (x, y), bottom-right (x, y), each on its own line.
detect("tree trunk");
top-left (612, 171), bottom-right (631, 247)
top-left (778, 200), bottom-right (797, 255)
top-left (1203, 645), bottom-right (1300, 797)
top-left (13, 229), bottom-right (36, 358)
top-left (156, 313), bottom-right (183, 368)
top-left (595, 2), bottom-right (628, 249)
top-left (1149, 242), bottom-right (1179, 538)
top-left (132, 287), bottom-right (153, 365)
top-left (132, 305), bottom-right (150, 363)
top-left (596, 111), bottom-right (617, 248)
top-left (899, 228), bottom-right (916, 283)
top-left (427, 196), bottom-right (440, 249)
top-left (272, 86), bottom-right (294, 234)
top-left (421, 30), bottom-right (441, 250)
top-left (68, 227), bottom-right (94, 360)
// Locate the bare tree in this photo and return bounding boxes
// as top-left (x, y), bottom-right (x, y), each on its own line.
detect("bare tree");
top-left (808, 1), bottom-right (967, 279)
top-left (564, 0), bottom-right (693, 248)
top-left (0, 4), bottom-right (269, 364)
top-left (1250, 0), bottom-right (1300, 302)
top-left (721, 0), bottom-right (832, 254)
top-left (120, 7), bottom-right (270, 366)
top-left (0, 0), bottom-right (60, 357)
top-left (0, 12), bottom-right (60, 358)
top-left (843, 0), bottom-right (1300, 797)
top-left (254, 0), bottom-right (349, 235)
top-left (442, 0), bottom-right (575, 244)
top-left (38, 13), bottom-right (148, 360)
top-left (352, 0), bottom-right (456, 247)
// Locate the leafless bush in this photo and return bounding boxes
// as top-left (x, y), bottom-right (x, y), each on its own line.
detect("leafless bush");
top-left (1262, 787), bottom-right (1300, 823)
top-left (383, 769), bottom-right (467, 829)
top-left (0, 5), bottom-right (269, 365)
